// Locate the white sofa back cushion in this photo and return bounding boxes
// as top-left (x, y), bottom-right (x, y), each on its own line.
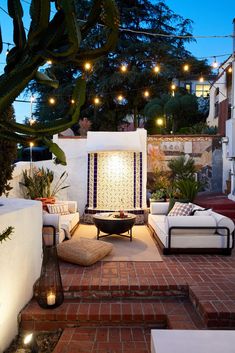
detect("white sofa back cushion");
top-left (150, 202), bottom-right (169, 215)
top-left (168, 216), bottom-right (216, 235)
top-left (209, 212), bottom-right (235, 235)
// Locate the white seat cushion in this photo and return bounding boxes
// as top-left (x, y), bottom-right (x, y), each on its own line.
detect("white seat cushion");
top-left (61, 212), bottom-right (80, 239)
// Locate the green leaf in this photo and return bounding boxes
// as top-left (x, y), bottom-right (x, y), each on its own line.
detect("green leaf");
top-left (35, 71), bottom-right (59, 89)
top-left (43, 138), bottom-right (67, 165)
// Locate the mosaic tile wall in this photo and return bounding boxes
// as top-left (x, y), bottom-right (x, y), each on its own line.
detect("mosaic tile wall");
top-left (87, 151), bottom-right (143, 210)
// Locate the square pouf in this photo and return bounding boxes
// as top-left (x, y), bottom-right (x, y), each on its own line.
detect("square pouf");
top-left (57, 238), bottom-right (113, 266)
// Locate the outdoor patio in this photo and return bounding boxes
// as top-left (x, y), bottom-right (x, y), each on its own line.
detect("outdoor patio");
top-left (19, 227), bottom-right (235, 352)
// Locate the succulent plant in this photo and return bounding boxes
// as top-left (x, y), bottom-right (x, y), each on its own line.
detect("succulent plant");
top-left (0, 0), bottom-right (119, 164)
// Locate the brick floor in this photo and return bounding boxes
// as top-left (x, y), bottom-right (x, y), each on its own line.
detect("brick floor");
top-left (20, 227), bottom-right (235, 352)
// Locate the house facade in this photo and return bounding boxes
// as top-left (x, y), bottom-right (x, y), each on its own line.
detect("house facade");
top-left (206, 55), bottom-right (233, 135)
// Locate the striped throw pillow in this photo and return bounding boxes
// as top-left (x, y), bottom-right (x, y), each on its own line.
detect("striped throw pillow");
top-left (47, 203), bottom-right (70, 215)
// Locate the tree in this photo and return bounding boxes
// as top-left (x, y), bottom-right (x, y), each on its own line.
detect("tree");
top-left (31, 0), bottom-right (210, 132)
top-left (0, 0), bottom-right (119, 164)
top-left (0, 105), bottom-right (17, 196)
top-left (144, 92), bottom-right (205, 134)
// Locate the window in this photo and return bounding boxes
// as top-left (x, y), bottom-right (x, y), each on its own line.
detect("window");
top-left (185, 83), bottom-right (191, 94)
top-left (195, 84), bottom-right (210, 97)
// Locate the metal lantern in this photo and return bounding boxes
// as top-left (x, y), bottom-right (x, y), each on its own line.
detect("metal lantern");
top-left (34, 225), bottom-right (64, 309)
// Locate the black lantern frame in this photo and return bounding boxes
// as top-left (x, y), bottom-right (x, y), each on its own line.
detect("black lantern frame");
top-left (34, 225), bottom-right (64, 309)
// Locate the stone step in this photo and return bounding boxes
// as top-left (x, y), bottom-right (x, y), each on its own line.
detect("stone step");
top-left (20, 298), bottom-right (204, 331)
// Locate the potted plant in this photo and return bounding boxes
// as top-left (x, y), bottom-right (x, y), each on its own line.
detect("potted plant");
top-left (150, 188), bottom-right (167, 202)
top-left (20, 167), bottom-right (69, 207)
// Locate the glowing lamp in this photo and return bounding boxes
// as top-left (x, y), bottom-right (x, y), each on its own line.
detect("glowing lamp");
top-left (171, 84), bottom-right (176, 91)
top-left (71, 99), bottom-right (75, 104)
top-left (84, 62), bottom-right (92, 71)
top-left (199, 76), bottom-right (204, 83)
top-left (49, 97), bottom-right (56, 105)
top-left (94, 97), bottom-right (100, 105)
top-left (117, 95), bottom-right (124, 102)
top-left (153, 65), bottom-right (160, 73)
top-left (29, 142), bottom-right (34, 148)
top-left (156, 118), bottom-right (164, 126)
top-left (47, 60), bottom-right (52, 65)
top-left (183, 64), bottom-right (189, 72)
top-left (228, 67), bottom-right (232, 73)
top-left (120, 64), bottom-right (128, 72)
top-left (144, 90), bottom-right (150, 98)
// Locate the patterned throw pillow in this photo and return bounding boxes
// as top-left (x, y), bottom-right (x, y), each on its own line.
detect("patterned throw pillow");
top-left (47, 203), bottom-right (70, 215)
top-left (168, 202), bottom-right (193, 216)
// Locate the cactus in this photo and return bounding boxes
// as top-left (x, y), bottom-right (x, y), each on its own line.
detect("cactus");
top-left (0, 0), bottom-right (119, 164)
top-left (0, 226), bottom-right (14, 243)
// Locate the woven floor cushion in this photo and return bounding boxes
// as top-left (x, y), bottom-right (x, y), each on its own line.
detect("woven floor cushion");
top-left (57, 238), bottom-right (113, 266)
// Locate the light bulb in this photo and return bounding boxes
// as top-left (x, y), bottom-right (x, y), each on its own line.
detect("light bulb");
top-left (156, 118), bottom-right (164, 126)
top-left (94, 97), bottom-right (100, 105)
top-left (144, 90), bottom-right (150, 98)
top-left (228, 67), bottom-right (232, 73)
top-left (120, 64), bottom-right (128, 72)
top-left (47, 60), bottom-right (52, 65)
top-left (117, 95), bottom-right (123, 102)
top-left (49, 97), bottom-right (56, 105)
top-left (29, 142), bottom-right (34, 147)
top-left (153, 65), bottom-right (160, 73)
top-left (71, 99), bottom-right (75, 104)
top-left (84, 62), bottom-right (92, 71)
top-left (212, 58), bottom-right (219, 69)
top-left (199, 76), bottom-right (204, 83)
top-left (183, 64), bottom-right (189, 72)
top-left (171, 84), bottom-right (176, 90)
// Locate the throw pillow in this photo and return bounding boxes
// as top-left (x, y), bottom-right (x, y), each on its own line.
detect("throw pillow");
top-left (47, 203), bottom-right (70, 215)
top-left (193, 209), bottom-right (212, 216)
top-left (57, 238), bottom-right (113, 266)
top-left (168, 202), bottom-right (193, 216)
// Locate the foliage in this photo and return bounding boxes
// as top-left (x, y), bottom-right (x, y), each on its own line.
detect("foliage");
top-left (150, 189), bottom-right (166, 201)
top-left (0, 0), bottom-right (119, 164)
top-left (168, 155), bottom-right (197, 182)
top-left (79, 117), bottom-right (92, 137)
top-left (0, 105), bottom-right (17, 196)
top-left (177, 122), bottom-right (218, 135)
top-left (147, 167), bottom-right (171, 193)
top-left (20, 167), bottom-right (69, 199)
top-left (144, 92), bottom-right (205, 134)
top-left (30, 0), bottom-right (211, 132)
top-left (0, 226), bottom-right (14, 243)
top-left (175, 179), bottom-right (203, 202)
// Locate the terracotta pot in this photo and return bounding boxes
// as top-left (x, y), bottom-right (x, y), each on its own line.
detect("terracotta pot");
top-left (35, 197), bottom-right (56, 210)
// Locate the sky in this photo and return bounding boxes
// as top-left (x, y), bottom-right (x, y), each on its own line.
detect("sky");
top-left (0, 0), bottom-right (235, 122)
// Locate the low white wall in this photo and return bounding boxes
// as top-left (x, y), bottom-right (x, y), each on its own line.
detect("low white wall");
top-left (0, 198), bottom-right (42, 352)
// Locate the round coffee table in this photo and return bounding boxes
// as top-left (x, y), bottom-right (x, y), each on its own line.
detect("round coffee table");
top-left (93, 213), bottom-right (136, 241)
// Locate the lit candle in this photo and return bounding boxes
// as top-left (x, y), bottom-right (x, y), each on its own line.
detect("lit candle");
top-left (47, 291), bottom-right (56, 306)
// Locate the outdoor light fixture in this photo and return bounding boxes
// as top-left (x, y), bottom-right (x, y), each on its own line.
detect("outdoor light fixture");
top-left (171, 84), bottom-right (176, 91)
top-left (23, 333), bottom-right (39, 353)
top-left (34, 226), bottom-right (64, 309)
top-left (120, 64), bottom-right (128, 72)
top-left (48, 97), bottom-right (56, 105)
top-left (156, 118), bottom-right (164, 126)
top-left (84, 61), bottom-right (92, 71)
top-left (212, 57), bottom-right (219, 69)
top-left (143, 90), bottom-right (150, 98)
top-left (183, 64), bottom-right (189, 72)
top-left (228, 67), bottom-right (232, 73)
top-left (153, 65), bottom-right (160, 73)
top-left (94, 97), bottom-right (100, 105)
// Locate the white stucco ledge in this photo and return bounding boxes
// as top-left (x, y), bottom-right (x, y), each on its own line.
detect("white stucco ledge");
top-left (151, 330), bottom-right (235, 353)
top-left (0, 198), bottom-right (43, 352)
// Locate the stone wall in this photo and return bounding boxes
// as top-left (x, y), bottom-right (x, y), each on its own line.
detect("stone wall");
top-left (147, 135), bottom-right (222, 192)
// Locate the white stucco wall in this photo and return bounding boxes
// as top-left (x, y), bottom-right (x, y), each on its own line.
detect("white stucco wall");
top-left (0, 198), bottom-right (42, 352)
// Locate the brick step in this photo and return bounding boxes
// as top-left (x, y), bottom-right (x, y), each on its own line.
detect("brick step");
top-left (62, 284), bottom-right (188, 300)
top-left (20, 297), bottom-right (204, 331)
top-left (52, 326), bottom-right (152, 353)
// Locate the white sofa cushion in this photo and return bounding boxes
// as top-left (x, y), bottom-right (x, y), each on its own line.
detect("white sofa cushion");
top-left (209, 212), bottom-right (234, 236)
top-left (150, 202), bottom-right (169, 215)
top-left (168, 216), bottom-right (216, 235)
top-left (61, 212), bottom-right (80, 239)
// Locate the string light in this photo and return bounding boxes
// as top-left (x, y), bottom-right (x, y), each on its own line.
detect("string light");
top-left (94, 97), bottom-right (100, 105)
top-left (29, 142), bottom-right (34, 148)
top-left (47, 59), bottom-right (52, 65)
top-left (156, 118), bottom-right (164, 126)
top-left (120, 64), bottom-right (128, 73)
top-left (48, 97), bottom-right (56, 105)
top-left (153, 65), bottom-right (160, 74)
top-left (212, 57), bottom-right (219, 69)
top-left (117, 94), bottom-right (124, 102)
top-left (143, 90), bottom-right (150, 98)
top-left (84, 61), bottom-right (92, 71)
top-left (199, 76), bottom-right (204, 82)
top-left (183, 64), bottom-right (189, 72)
top-left (71, 99), bottom-right (75, 104)
top-left (171, 84), bottom-right (176, 91)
